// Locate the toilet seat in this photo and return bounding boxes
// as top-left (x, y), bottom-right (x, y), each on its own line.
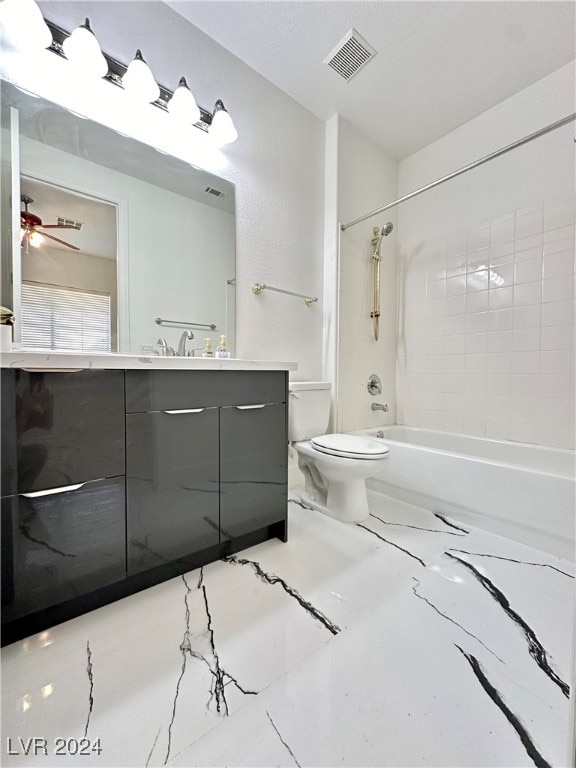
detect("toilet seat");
top-left (310, 433), bottom-right (389, 460)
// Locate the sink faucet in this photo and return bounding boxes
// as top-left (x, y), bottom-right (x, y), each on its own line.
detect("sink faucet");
top-left (177, 330), bottom-right (194, 356)
top-left (372, 402), bottom-right (389, 412)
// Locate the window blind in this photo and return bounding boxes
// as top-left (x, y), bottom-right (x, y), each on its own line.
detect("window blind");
top-left (21, 282), bottom-right (112, 352)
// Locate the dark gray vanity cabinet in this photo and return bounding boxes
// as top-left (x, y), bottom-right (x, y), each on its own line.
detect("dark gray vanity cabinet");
top-left (126, 407), bottom-right (220, 575)
top-left (1, 369), bottom-right (126, 629)
top-left (2, 366), bottom-right (288, 645)
top-left (220, 403), bottom-right (287, 539)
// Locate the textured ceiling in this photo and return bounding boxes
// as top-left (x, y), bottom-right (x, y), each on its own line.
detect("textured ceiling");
top-left (167, 0), bottom-right (576, 159)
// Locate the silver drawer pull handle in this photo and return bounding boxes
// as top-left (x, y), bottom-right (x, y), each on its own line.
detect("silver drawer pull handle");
top-left (164, 408), bottom-right (205, 414)
top-left (21, 483), bottom-right (87, 498)
top-left (21, 368), bottom-right (85, 373)
top-left (234, 404), bottom-right (267, 410)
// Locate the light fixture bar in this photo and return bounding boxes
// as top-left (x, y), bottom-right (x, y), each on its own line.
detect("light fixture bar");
top-left (44, 19), bottom-right (214, 131)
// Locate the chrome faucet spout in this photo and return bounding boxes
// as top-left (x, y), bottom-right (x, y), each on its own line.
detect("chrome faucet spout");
top-left (371, 402), bottom-right (389, 412)
top-left (178, 330), bottom-right (194, 356)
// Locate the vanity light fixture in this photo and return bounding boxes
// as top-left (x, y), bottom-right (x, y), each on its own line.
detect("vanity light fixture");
top-left (168, 77), bottom-right (201, 124)
top-left (0, 0), bottom-right (52, 52)
top-left (122, 49), bottom-right (160, 104)
top-left (209, 100), bottom-right (238, 145)
top-left (10, 16), bottom-right (240, 144)
top-left (62, 18), bottom-right (107, 79)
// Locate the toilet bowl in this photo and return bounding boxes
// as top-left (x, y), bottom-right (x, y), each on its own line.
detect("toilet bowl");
top-left (289, 382), bottom-right (389, 523)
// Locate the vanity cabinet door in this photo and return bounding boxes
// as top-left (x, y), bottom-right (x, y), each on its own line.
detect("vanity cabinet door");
top-left (220, 402), bottom-right (287, 539)
top-left (15, 370), bottom-right (125, 493)
top-left (1, 477), bottom-right (126, 623)
top-left (126, 407), bottom-right (220, 575)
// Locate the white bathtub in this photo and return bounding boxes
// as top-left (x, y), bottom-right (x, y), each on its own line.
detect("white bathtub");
top-left (354, 426), bottom-right (575, 560)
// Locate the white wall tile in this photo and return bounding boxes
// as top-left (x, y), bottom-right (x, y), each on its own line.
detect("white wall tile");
top-left (513, 304), bottom-right (541, 329)
top-left (487, 330), bottom-right (513, 352)
top-left (490, 215), bottom-right (515, 246)
top-left (542, 276), bottom-right (573, 303)
top-left (515, 208), bottom-right (543, 239)
top-left (514, 257), bottom-right (542, 284)
top-left (540, 349), bottom-right (572, 375)
top-left (512, 328), bottom-right (540, 351)
top-left (543, 200), bottom-right (575, 231)
top-left (466, 291), bottom-right (489, 313)
top-left (514, 281), bottom-right (541, 306)
top-left (541, 301), bottom-right (573, 326)
top-left (467, 224), bottom-right (489, 252)
top-left (394, 194), bottom-right (575, 449)
top-left (542, 250), bottom-right (575, 280)
top-left (540, 324), bottom-right (572, 350)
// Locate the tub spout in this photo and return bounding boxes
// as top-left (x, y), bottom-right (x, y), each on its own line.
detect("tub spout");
top-left (372, 402), bottom-right (389, 412)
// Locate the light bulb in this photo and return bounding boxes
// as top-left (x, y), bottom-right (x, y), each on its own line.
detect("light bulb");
top-left (28, 231), bottom-right (44, 248)
top-left (0, 0), bottom-right (52, 51)
top-left (209, 100), bottom-right (238, 145)
top-left (168, 77), bottom-right (200, 124)
top-left (122, 50), bottom-right (160, 103)
top-left (62, 18), bottom-right (107, 79)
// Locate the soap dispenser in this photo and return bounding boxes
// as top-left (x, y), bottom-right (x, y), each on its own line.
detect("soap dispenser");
top-left (216, 334), bottom-right (230, 359)
top-left (202, 338), bottom-right (214, 358)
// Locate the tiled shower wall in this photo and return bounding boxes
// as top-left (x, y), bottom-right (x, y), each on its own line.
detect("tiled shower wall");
top-left (337, 227), bottom-right (397, 432)
top-left (396, 194), bottom-right (575, 449)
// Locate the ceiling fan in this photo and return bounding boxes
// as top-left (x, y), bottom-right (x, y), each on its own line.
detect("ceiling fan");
top-left (20, 195), bottom-right (80, 251)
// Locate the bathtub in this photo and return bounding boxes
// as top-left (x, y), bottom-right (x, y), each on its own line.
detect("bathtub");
top-left (354, 426), bottom-right (575, 560)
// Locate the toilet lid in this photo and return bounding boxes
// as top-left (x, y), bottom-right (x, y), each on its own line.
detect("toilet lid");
top-left (311, 433), bottom-right (390, 460)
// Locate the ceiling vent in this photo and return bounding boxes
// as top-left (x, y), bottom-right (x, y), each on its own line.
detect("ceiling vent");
top-left (324, 28), bottom-right (377, 82)
top-left (205, 186), bottom-right (225, 198)
top-left (57, 216), bottom-right (83, 230)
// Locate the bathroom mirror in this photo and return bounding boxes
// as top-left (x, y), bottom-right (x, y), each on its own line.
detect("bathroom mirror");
top-left (0, 80), bottom-right (236, 355)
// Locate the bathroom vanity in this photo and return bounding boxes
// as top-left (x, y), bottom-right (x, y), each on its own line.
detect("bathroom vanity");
top-left (0, 354), bottom-right (294, 646)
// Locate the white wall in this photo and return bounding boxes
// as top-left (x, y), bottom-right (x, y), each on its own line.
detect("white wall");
top-left (20, 137), bottom-right (235, 355)
top-left (36, 1), bottom-right (326, 378)
top-left (336, 117), bottom-right (398, 431)
top-left (396, 64), bottom-right (575, 448)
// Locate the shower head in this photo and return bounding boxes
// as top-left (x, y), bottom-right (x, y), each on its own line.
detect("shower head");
top-left (372, 222), bottom-right (394, 255)
top-left (381, 222), bottom-right (394, 237)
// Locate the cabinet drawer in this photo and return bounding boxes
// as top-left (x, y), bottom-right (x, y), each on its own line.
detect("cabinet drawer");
top-left (14, 370), bottom-right (125, 493)
top-left (1, 477), bottom-right (126, 622)
top-left (125, 370), bottom-right (286, 413)
top-left (220, 402), bottom-right (287, 539)
top-left (126, 407), bottom-right (220, 574)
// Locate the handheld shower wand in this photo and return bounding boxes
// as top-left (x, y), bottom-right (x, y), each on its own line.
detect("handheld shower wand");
top-left (370, 222), bottom-right (393, 341)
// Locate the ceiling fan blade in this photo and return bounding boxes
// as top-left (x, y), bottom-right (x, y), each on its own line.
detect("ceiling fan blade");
top-left (39, 224), bottom-right (79, 229)
top-left (41, 232), bottom-right (81, 250)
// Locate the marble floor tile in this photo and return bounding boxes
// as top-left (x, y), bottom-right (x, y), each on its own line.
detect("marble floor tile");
top-left (2, 495), bottom-right (574, 768)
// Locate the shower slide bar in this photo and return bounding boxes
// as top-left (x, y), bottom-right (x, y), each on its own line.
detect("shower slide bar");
top-left (252, 282), bottom-right (318, 306)
top-left (341, 112), bottom-right (576, 231)
top-left (155, 317), bottom-right (217, 331)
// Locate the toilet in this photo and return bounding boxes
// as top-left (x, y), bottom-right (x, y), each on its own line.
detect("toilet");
top-left (289, 381), bottom-right (389, 523)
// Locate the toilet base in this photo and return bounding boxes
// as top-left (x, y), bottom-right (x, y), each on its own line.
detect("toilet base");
top-left (297, 479), bottom-right (370, 524)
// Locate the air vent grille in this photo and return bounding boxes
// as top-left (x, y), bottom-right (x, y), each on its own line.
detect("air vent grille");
top-left (57, 216), bottom-right (83, 230)
top-left (324, 28), bottom-right (377, 82)
top-left (205, 186), bottom-right (225, 198)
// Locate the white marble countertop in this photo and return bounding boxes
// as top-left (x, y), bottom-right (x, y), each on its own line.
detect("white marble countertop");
top-left (0, 351), bottom-right (297, 371)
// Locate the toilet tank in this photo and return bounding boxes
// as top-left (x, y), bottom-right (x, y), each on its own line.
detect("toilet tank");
top-left (288, 381), bottom-right (332, 441)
